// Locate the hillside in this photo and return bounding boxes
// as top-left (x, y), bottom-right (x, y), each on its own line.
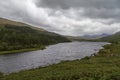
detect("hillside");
top-left (81, 33), bottom-right (109, 39)
top-left (66, 33), bottom-right (110, 42)
top-left (0, 18), bottom-right (120, 80)
top-left (1, 30), bottom-right (120, 80)
top-left (100, 31), bottom-right (120, 43)
top-left (0, 18), bottom-right (27, 26)
top-left (0, 18), bottom-right (70, 54)
top-left (0, 17), bottom-right (46, 31)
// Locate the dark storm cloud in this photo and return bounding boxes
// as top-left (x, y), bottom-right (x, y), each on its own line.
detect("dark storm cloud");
top-left (0, 0), bottom-right (120, 36)
top-left (35, 0), bottom-right (120, 20)
top-left (83, 8), bottom-right (120, 20)
top-left (36, 0), bottom-right (120, 9)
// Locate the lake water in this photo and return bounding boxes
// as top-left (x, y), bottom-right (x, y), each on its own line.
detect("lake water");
top-left (0, 42), bottom-right (108, 74)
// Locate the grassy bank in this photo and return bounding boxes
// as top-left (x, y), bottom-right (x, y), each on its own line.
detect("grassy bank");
top-left (0, 47), bottom-right (45, 55)
top-left (0, 42), bottom-right (119, 80)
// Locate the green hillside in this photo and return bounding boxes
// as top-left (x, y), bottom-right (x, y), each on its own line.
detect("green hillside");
top-left (0, 18), bottom-right (70, 54)
top-left (0, 30), bottom-right (119, 80)
top-left (100, 31), bottom-right (120, 43)
top-left (0, 33), bottom-right (120, 80)
top-left (0, 18), bottom-right (120, 80)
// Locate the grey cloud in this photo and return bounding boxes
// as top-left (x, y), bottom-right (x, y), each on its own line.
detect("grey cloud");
top-left (35, 0), bottom-right (120, 9)
top-left (0, 0), bottom-right (120, 36)
top-left (83, 8), bottom-right (120, 20)
top-left (35, 0), bottom-right (120, 21)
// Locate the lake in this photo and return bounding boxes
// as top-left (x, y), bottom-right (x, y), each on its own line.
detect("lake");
top-left (0, 42), bottom-right (108, 74)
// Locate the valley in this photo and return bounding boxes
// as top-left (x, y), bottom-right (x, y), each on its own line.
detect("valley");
top-left (0, 18), bottom-right (120, 80)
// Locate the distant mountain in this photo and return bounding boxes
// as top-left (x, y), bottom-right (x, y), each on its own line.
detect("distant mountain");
top-left (0, 17), bottom-right (70, 54)
top-left (115, 31), bottom-right (120, 35)
top-left (66, 33), bottom-right (110, 41)
top-left (81, 33), bottom-right (110, 39)
top-left (100, 31), bottom-right (120, 42)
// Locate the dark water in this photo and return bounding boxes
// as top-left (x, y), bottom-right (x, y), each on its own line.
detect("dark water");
top-left (0, 42), bottom-right (108, 73)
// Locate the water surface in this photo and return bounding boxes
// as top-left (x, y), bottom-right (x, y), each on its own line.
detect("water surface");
top-left (0, 42), bottom-right (108, 73)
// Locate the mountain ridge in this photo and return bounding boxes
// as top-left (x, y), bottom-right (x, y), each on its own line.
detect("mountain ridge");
top-left (100, 31), bottom-right (120, 42)
top-left (0, 17), bottom-right (70, 54)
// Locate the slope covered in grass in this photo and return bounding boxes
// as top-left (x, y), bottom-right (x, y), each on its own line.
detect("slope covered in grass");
top-left (0, 18), bottom-right (120, 80)
top-left (0, 18), bottom-right (70, 54)
top-left (0, 31), bottom-right (120, 80)
top-left (100, 31), bottom-right (120, 43)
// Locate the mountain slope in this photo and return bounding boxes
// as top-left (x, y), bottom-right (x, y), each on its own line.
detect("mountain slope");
top-left (0, 17), bottom-right (27, 26)
top-left (0, 18), bottom-right (70, 54)
top-left (0, 17), bottom-right (46, 31)
top-left (81, 33), bottom-right (109, 39)
top-left (100, 31), bottom-right (120, 43)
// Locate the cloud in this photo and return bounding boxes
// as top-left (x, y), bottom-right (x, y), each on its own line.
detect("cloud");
top-left (0, 0), bottom-right (120, 36)
top-left (35, 0), bottom-right (120, 9)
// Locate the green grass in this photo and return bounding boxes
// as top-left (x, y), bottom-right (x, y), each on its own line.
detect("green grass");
top-left (0, 47), bottom-right (45, 55)
top-left (0, 24), bottom-right (70, 54)
top-left (0, 42), bottom-right (120, 80)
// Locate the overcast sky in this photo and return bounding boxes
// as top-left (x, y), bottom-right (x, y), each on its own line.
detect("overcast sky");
top-left (0, 0), bottom-right (120, 36)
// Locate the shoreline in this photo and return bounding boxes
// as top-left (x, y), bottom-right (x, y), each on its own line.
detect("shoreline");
top-left (0, 42), bottom-right (120, 79)
top-left (0, 47), bottom-right (45, 55)
top-left (0, 41), bottom-right (72, 55)
top-left (0, 41), bottom-right (108, 73)
top-left (0, 41), bottom-right (106, 55)
top-left (2, 42), bottom-right (109, 74)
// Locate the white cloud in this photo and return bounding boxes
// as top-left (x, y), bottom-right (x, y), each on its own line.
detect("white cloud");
top-left (0, 0), bottom-right (120, 36)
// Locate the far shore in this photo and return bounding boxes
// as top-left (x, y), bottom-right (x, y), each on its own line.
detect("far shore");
top-left (0, 41), bottom-right (107, 55)
top-left (0, 47), bottom-right (45, 55)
